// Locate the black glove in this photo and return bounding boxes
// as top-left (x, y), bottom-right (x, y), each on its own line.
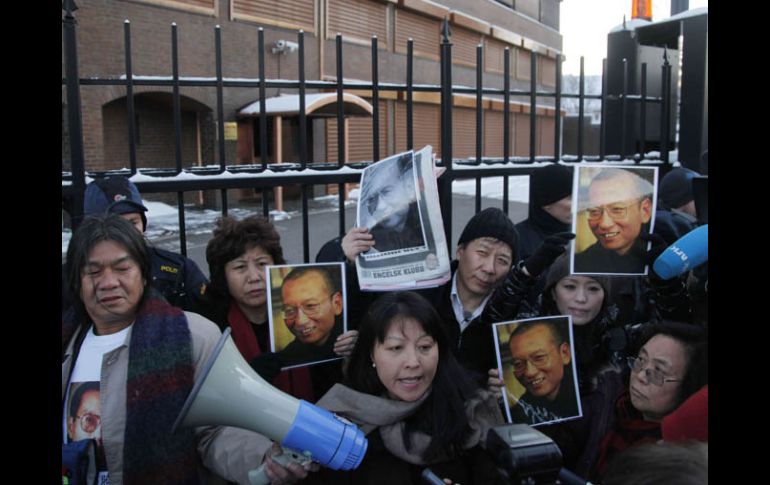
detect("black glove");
top-left (249, 352), bottom-right (285, 382)
top-left (523, 232), bottom-right (575, 278)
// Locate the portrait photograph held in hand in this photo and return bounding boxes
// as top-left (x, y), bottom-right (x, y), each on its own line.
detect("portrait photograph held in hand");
top-left (572, 165), bottom-right (658, 275)
top-left (358, 150), bottom-right (427, 255)
top-left (355, 146), bottom-right (451, 291)
top-left (267, 262), bottom-right (347, 369)
top-left (493, 316), bottom-right (582, 426)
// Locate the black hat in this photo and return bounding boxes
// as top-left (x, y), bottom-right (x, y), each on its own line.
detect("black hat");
top-left (84, 176), bottom-right (148, 229)
top-left (457, 207), bottom-right (518, 255)
top-left (660, 167), bottom-right (698, 210)
top-left (530, 164), bottom-right (573, 208)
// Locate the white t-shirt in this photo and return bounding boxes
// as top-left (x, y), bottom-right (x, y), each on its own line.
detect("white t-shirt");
top-left (63, 325), bottom-right (131, 485)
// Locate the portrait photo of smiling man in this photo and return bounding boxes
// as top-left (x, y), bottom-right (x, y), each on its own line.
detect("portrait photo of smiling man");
top-left (493, 316), bottom-right (581, 426)
top-left (572, 166), bottom-right (658, 275)
top-left (267, 263), bottom-right (346, 369)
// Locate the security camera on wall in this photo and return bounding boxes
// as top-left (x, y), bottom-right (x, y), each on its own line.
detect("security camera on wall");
top-left (273, 39), bottom-right (299, 54)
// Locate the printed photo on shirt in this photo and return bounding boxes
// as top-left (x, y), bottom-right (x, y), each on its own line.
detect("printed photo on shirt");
top-left (64, 381), bottom-right (109, 482)
top-left (493, 316), bottom-right (582, 426)
top-left (267, 262), bottom-right (347, 369)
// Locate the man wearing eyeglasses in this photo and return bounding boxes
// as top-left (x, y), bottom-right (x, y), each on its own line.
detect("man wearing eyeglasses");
top-left (574, 167), bottom-right (654, 274)
top-left (506, 319), bottom-right (579, 425)
top-left (278, 266), bottom-right (344, 368)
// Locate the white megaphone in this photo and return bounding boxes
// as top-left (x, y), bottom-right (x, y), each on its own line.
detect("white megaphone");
top-left (172, 328), bottom-right (367, 484)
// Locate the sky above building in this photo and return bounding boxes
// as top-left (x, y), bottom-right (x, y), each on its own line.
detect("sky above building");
top-left (560, 0), bottom-right (708, 76)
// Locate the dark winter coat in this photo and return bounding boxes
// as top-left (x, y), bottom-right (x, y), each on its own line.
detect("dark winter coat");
top-left (514, 211), bottom-right (571, 309)
top-left (302, 431), bottom-right (505, 485)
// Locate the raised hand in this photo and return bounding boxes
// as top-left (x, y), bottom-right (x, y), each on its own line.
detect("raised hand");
top-left (341, 227), bottom-right (376, 263)
top-left (523, 232), bottom-right (575, 278)
top-left (487, 368), bottom-right (504, 400)
top-left (333, 330), bottom-right (359, 357)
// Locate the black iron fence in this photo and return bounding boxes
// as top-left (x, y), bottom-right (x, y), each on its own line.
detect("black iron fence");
top-left (62, 3), bottom-right (674, 263)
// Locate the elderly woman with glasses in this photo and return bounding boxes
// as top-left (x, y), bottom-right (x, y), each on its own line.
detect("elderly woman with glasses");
top-left (588, 320), bottom-right (707, 481)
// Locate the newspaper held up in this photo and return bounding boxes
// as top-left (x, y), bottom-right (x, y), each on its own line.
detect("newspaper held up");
top-left (356, 145), bottom-right (451, 291)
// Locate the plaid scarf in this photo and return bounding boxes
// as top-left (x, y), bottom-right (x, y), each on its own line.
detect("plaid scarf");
top-left (62, 292), bottom-right (199, 485)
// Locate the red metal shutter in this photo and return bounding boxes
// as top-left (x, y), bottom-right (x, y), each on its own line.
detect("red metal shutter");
top-left (326, 101), bottom-right (388, 163)
top-left (516, 47), bottom-right (532, 81)
top-left (233, 0), bottom-right (316, 32)
top-left (483, 110), bottom-right (516, 159)
top-left (452, 26), bottom-right (481, 68)
top-left (514, 113), bottom-right (531, 157)
top-left (538, 116), bottom-right (555, 156)
top-left (452, 107), bottom-right (476, 160)
top-left (539, 55), bottom-right (556, 87)
top-left (328, 0), bottom-right (388, 44)
top-left (485, 38), bottom-right (509, 74)
top-left (395, 9), bottom-right (440, 60)
top-left (394, 101), bottom-right (440, 155)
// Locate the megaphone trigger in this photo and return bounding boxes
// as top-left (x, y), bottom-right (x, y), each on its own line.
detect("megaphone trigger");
top-left (248, 449), bottom-right (314, 485)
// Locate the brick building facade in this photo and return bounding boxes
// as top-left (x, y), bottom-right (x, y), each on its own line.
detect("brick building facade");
top-left (63, 0), bottom-right (564, 204)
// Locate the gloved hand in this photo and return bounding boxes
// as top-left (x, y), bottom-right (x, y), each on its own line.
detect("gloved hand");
top-left (523, 232), bottom-right (575, 278)
top-left (249, 352), bottom-right (285, 382)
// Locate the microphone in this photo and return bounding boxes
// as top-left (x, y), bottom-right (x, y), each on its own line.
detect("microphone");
top-left (653, 224), bottom-right (708, 280)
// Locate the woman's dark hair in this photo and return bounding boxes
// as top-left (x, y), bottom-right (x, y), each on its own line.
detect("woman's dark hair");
top-left (346, 291), bottom-right (479, 460)
top-left (634, 320), bottom-right (707, 409)
top-left (65, 214), bottom-right (152, 315)
top-left (205, 215), bottom-right (285, 302)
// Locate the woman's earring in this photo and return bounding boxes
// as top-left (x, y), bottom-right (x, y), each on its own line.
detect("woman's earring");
top-left (372, 362), bottom-right (376, 368)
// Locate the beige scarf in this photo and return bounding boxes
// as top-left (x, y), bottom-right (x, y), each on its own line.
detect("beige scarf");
top-left (316, 384), bottom-right (503, 465)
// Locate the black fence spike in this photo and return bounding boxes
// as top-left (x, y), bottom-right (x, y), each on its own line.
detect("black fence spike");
top-left (441, 17), bottom-right (451, 43)
top-left (62, 0), bottom-right (78, 15)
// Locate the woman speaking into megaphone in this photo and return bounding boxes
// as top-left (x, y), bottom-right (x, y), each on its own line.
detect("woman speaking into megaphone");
top-left (305, 292), bottom-right (507, 484)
